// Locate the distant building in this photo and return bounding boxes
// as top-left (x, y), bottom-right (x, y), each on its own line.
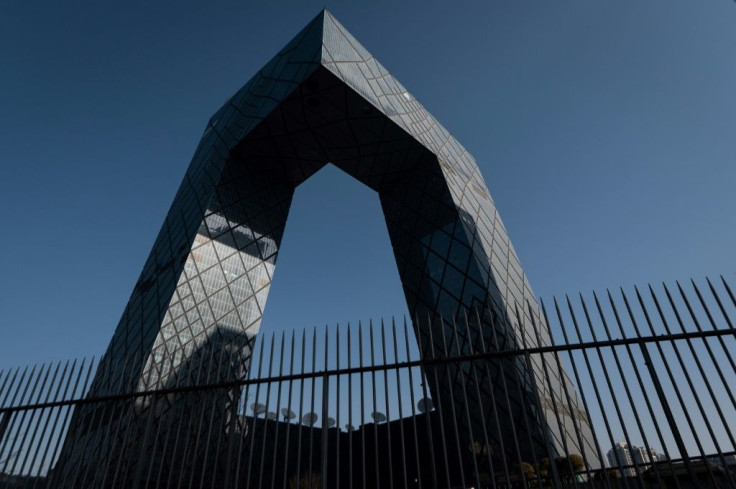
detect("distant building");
top-left (607, 442), bottom-right (666, 477)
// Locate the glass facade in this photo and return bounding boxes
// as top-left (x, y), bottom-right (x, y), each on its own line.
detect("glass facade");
top-left (54, 10), bottom-right (597, 487)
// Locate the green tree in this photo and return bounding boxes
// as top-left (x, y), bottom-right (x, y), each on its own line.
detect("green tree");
top-left (514, 461), bottom-right (537, 484)
top-left (289, 471), bottom-right (321, 489)
top-left (554, 454), bottom-right (584, 485)
top-left (568, 454), bottom-right (584, 472)
top-left (537, 457), bottom-right (551, 479)
top-left (593, 468), bottom-right (619, 481)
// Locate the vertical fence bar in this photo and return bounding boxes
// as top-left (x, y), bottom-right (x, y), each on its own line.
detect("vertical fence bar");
top-left (721, 275), bottom-right (736, 308)
top-left (625, 287), bottom-right (703, 460)
top-left (280, 330), bottom-right (297, 489)
top-left (17, 361), bottom-right (64, 481)
top-left (130, 370), bottom-right (163, 488)
top-left (423, 313), bottom-right (454, 489)
top-left (545, 298), bottom-right (588, 489)
top-left (295, 327), bottom-right (307, 489)
top-left (525, 304), bottom-right (570, 488)
top-left (691, 279), bottom-right (736, 375)
top-left (415, 315), bottom-right (449, 489)
top-left (390, 319), bottom-right (408, 489)
top-left (244, 333), bottom-right (268, 489)
top-left (647, 283), bottom-right (710, 488)
top-left (579, 294), bottom-right (674, 489)
top-left (562, 296), bottom-right (623, 482)
top-left (42, 357), bottom-right (93, 489)
top-left (321, 327), bottom-right (329, 489)
top-left (144, 351), bottom-right (187, 488)
top-left (9, 362), bottom-right (54, 479)
top-left (520, 303), bottom-right (568, 489)
top-left (0, 368), bottom-right (11, 405)
top-left (593, 291), bottom-right (669, 487)
top-left (708, 277), bottom-right (735, 328)
top-left (508, 304), bottom-right (552, 487)
top-left (334, 325), bottom-right (341, 489)
top-left (369, 321), bottom-right (380, 489)
top-left (636, 285), bottom-right (736, 488)
top-left (113, 353), bottom-right (159, 489)
top-left (606, 290), bottom-right (700, 485)
top-left (73, 355), bottom-right (121, 489)
top-left (98, 352), bottom-right (143, 488)
top-left (28, 360), bottom-right (73, 487)
top-left (347, 324), bottom-right (354, 489)
top-left (307, 328), bottom-right (317, 489)
top-left (267, 331), bottom-right (287, 489)
top-left (359, 321), bottom-right (366, 489)
top-left (449, 315), bottom-right (481, 489)
top-left (62, 356), bottom-right (101, 489)
top-left (2, 277), bottom-right (736, 489)
top-left (90, 351), bottom-right (130, 488)
top-left (565, 296), bottom-right (619, 488)
top-left (163, 345), bottom-right (215, 489)
top-left (505, 305), bottom-right (542, 488)
top-left (436, 314), bottom-right (467, 489)
top-left (202, 346), bottom-right (231, 489)
top-left (0, 364), bottom-right (37, 474)
top-left (380, 320), bottom-right (395, 489)
top-left (192, 344), bottom-right (230, 488)
top-left (256, 334), bottom-right (277, 489)
top-left (675, 282), bottom-right (736, 410)
top-left (0, 367), bottom-right (23, 481)
top-left (206, 344), bottom-right (241, 489)
top-left (402, 317), bottom-right (433, 489)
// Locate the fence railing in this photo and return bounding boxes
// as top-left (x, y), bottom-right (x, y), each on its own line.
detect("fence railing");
top-left (1, 275), bottom-right (735, 488)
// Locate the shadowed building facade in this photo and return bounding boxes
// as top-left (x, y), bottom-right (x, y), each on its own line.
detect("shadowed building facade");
top-left (54, 10), bottom-right (598, 487)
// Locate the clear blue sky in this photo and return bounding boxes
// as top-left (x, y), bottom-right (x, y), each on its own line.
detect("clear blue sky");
top-left (1, 0), bottom-right (735, 371)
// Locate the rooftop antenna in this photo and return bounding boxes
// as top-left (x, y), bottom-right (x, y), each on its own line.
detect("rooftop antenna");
top-left (250, 402), bottom-right (267, 416)
top-left (302, 412), bottom-right (318, 427)
top-left (417, 397), bottom-right (434, 413)
top-left (281, 408), bottom-right (296, 422)
top-left (371, 411), bottom-right (386, 423)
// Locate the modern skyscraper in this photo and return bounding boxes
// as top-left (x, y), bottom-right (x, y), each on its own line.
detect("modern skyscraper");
top-left (54, 10), bottom-right (598, 487)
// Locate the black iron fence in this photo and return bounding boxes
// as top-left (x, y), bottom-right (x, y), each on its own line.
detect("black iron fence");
top-left (1, 276), bottom-right (735, 488)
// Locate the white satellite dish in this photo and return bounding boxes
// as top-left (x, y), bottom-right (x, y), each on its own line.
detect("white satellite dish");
top-left (250, 402), bottom-right (267, 415)
top-left (266, 411), bottom-right (278, 421)
top-left (371, 411), bottom-right (387, 423)
top-left (417, 398), bottom-right (434, 413)
top-left (345, 424), bottom-right (356, 432)
top-left (326, 417), bottom-right (336, 428)
top-left (281, 408), bottom-right (296, 421)
top-left (302, 412), bottom-right (318, 427)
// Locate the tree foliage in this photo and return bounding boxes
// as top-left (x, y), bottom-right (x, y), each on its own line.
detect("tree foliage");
top-left (593, 468), bottom-right (620, 481)
top-left (289, 472), bottom-right (321, 489)
top-left (515, 461), bottom-right (537, 480)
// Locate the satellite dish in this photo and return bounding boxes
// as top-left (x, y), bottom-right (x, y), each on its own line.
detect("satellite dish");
top-left (417, 398), bottom-right (434, 413)
top-left (266, 411), bottom-right (278, 421)
top-left (371, 412), bottom-right (387, 423)
top-left (250, 403), bottom-right (267, 415)
top-left (302, 412), bottom-right (318, 427)
top-left (281, 408), bottom-right (296, 421)
top-left (345, 424), bottom-right (356, 432)
top-left (326, 417), bottom-right (336, 428)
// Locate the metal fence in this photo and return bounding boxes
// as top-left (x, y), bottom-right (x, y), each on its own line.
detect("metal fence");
top-left (1, 275), bottom-right (735, 489)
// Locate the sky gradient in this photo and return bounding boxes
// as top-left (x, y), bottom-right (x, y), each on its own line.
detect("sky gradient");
top-left (1, 1), bottom-right (735, 370)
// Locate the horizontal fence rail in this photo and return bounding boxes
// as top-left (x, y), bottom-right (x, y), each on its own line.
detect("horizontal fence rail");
top-left (1, 275), bottom-right (735, 488)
